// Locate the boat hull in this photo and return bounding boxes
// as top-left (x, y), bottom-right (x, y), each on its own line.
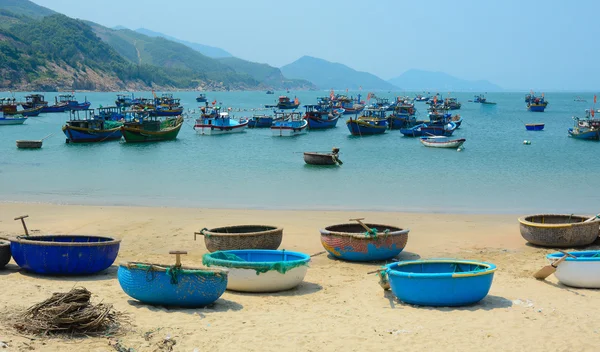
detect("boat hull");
top-left (306, 116), bottom-right (339, 129)
top-left (528, 104), bottom-right (547, 112)
top-left (346, 120), bottom-right (387, 135)
top-left (0, 118), bottom-right (27, 125)
top-left (400, 123), bottom-right (456, 137)
top-left (149, 108), bottom-right (184, 117)
top-left (42, 105), bottom-right (69, 113)
top-left (526, 124), bottom-right (545, 131)
top-left (303, 152), bottom-right (338, 165)
top-left (271, 120), bottom-right (308, 136)
top-left (5, 106), bottom-right (43, 117)
top-left (69, 102), bottom-right (91, 111)
top-left (195, 121), bottom-right (249, 135)
top-left (420, 137), bottom-right (465, 148)
top-left (121, 118), bottom-right (183, 143)
top-left (63, 125), bottom-right (123, 143)
top-left (248, 118), bottom-right (273, 128)
top-left (548, 251), bottom-right (600, 288)
top-left (568, 128), bottom-right (599, 140)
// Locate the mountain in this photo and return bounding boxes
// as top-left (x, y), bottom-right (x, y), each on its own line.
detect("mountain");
top-left (388, 69), bottom-right (502, 92)
top-left (0, 0), bottom-right (55, 18)
top-left (281, 56), bottom-right (398, 91)
top-left (216, 57), bottom-right (314, 90)
top-left (135, 27), bottom-right (232, 58)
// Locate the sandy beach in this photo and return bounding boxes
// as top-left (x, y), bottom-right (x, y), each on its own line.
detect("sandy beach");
top-left (0, 202), bottom-right (598, 352)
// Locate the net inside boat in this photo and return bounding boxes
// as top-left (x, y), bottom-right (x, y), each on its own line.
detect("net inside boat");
top-left (202, 250), bottom-right (308, 275)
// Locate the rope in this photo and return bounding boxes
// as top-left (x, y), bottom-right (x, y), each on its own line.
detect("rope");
top-left (145, 265), bottom-right (157, 282)
top-left (200, 227), bottom-right (210, 238)
top-left (166, 266), bottom-right (182, 284)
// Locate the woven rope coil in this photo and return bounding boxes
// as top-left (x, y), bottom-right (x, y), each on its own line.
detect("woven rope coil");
top-left (200, 225), bottom-right (283, 252)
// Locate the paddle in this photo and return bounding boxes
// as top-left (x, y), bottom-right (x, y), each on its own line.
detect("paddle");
top-left (169, 250), bottom-right (187, 267)
top-left (14, 215), bottom-right (29, 236)
top-left (583, 213), bottom-right (600, 223)
top-left (349, 218), bottom-right (372, 233)
top-left (533, 250), bottom-right (576, 280)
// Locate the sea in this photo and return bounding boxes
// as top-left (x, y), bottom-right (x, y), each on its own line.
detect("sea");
top-left (0, 91), bottom-right (598, 215)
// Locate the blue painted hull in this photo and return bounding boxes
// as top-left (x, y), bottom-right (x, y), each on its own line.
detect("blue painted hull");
top-left (42, 105), bottom-right (69, 113)
top-left (63, 126), bottom-right (122, 143)
top-left (400, 123), bottom-right (456, 137)
top-left (10, 235), bottom-right (120, 275)
top-left (118, 264), bottom-right (228, 307)
top-left (387, 260), bottom-right (496, 307)
top-left (528, 105), bottom-right (546, 112)
top-left (69, 102), bottom-right (91, 111)
top-left (307, 116), bottom-right (339, 129)
top-left (526, 124), bottom-right (545, 131)
top-left (248, 117), bottom-right (273, 128)
top-left (149, 109), bottom-right (183, 117)
top-left (568, 128), bottom-right (600, 140)
top-left (346, 120), bottom-right (387, 135)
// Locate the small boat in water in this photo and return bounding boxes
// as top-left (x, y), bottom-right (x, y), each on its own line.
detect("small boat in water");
top-left (525, 123), bottom-right (545, 131)
top-left (121, 113), bottom-right (184, 142)
top-left (266, 96), bottom-right (300, 110)
top-left (387, 102), bottom-right (416, 130)
top-left (303, 148), bottom-right (343, 165)
top-left (346, 108), bottom-right (388, 135)
top-left (400, 121), bottom-right (457, 137)
top-left (568, 109), bottom-right (600, 140)
top-left (63, 109), bottom-right (123, 143)
top-left (527, 93), bottom-right (548, 112)
top-left (266, 90), bottom-right (274, 94)
top-left (473, 94), bottom-right (496, 105)
top-left (419, 136), bottom-right (466, 149)
top-left (21, 94), bottom-right (48, 110)
top-left (271, 112), bottom-right (308, 136)
top-left (196, 93), bottom-right (207, 102)
top-left (0, 113), bottom-right (27, 125)
top-left (194, 107), bottom-right (249, 135)
top-left (248, 114), bottom-right (276, 128)
top-left (4, 106), bottom-right (43, 117)
top-left (304, 104), bottom-right (340, 129)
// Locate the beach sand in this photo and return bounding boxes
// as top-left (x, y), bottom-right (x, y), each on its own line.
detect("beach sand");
top-left (0, 203), bottom-right (598, 351)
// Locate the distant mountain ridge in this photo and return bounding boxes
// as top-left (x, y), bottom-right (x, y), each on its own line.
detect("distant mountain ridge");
top-left (388, 69), bottom-right (502, 92)
top-left (281, 56), bottom-right (398, 91)
top-left (134, 27), bottom-right (233, 59)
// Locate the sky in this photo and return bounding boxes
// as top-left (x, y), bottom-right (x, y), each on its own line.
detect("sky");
top-left (32, 0), bottom-right (600, 91)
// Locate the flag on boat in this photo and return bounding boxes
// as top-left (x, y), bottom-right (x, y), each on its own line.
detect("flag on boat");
top-left (212, 100), bottom-right (217, 105)
top-left (594, 95), bottom-right (597, 104)
top-left (294, 97), bottom-right (299, 105)
top-left (592, 109), bottom-right (595, 117)
top-left (330, 89), bottom-right (335, 100)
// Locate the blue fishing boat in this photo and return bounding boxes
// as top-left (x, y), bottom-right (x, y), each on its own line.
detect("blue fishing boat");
top-left (248, 114), bottom-right (275, 128)
top-left (271, 112), bottom-right (308, 136)
top-left (346, 108), bottom-right (388, 135)
top-left (415, 94), bottom-right (430, 102)
top-left (63, 109), bottom-right (123, 143)
top-left (96, 106), bottom-right (125, 121)
top-left (196, 93), bottom-right (207, 102)
top-left (527, 93), bottom-right (548, 112)
top-left (118, 250), bottom-right (228, 307)
top-left (194, 107), bottom-right (249, 135)
top-left (115, 93), bottom-right (135, 108)
top-left (525, 123), bottom-right (545, 131)
top-left (266, 96), bottom-right (300, 110)
top-left (4, 106), bottom-right (43, 117)
top-left (304, 104), bottom-right (340, 129)
top-left (400, 121), bottom-right (457, 137)
top-left (21, 94), bottom-right (48, 110)
top-left (443, 97), bottom-right (461, 110)
top-left (387, 103), bottom-right (416, 130)
top-left (568, 110), bottom-right (600, 140)
top-left (333, 94), bottom-right (365, 115)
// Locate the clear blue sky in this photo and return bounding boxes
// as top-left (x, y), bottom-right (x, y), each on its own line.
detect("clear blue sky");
top-left (33, 0), bottom-right (600, 90)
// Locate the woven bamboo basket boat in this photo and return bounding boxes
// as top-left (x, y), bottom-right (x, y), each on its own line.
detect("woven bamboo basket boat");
top-left (0, 240), bottom-right (11, 268)
top-left (195, 225), bottom-right (283, 252)
top-left (16, 140), bottom-right (43, 149)
top-left (320, 221), bottom-right (409, 262)
top-left (518, 214), bottom-right (600, 247)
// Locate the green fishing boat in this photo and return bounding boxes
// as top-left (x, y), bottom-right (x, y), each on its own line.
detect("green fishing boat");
top-left (120, 114), bottom-right (184, 143)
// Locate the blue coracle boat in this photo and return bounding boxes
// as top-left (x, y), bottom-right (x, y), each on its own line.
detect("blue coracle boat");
top-left (118, 251), bottom-right (228, 307)
top-left (525, 123), bottom-right (545, 131)
top-left (346, 108), bottom-right (388, 135)
top-left (9, 234), bottom-right (121, 275)
top-left (384, 259), bottom-right (496, 306)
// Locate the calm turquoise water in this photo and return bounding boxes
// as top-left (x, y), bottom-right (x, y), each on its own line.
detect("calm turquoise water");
top-left (0, 91), bottom-right (598, 214)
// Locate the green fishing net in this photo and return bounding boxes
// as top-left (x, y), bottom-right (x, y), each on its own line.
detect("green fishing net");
top-left (202, 250), bottom-right (309, 276)
top-left (364, 228), bottom-right (390, 238)
top-left (126, 263), bottom-right (226, 284)
top-left (450, 263), bottom-right (487, 273)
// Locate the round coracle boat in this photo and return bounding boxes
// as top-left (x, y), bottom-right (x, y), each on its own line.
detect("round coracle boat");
top-left (320, 222), bottom-right (409, 262)
top-left (518, 214), bottom-right (599, 247)
top-left (384, 259), bottom-right (496, 307)
top-left (9, 235), bottom-right (121, 275)
top-left (202, 249), bottom-right (310, 292)
top-left (0, 240), bottom-right (11, 268)
top-left (118, 251), bottom-right (228, 307)
top-left (196, 225), bottom-right (283, 252)
top-left (547, 251), bottom-right (600, 288)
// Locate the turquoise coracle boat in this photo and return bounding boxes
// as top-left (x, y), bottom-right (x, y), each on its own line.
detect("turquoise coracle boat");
top-left (118, 251), bottom-right (228, 307)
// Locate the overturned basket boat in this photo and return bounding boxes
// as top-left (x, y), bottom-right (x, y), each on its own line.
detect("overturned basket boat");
top-left (0, 240), bottom-right (11, 269)
top-left (320, 218), bottom-right (409, 262)
top-left (195, 225), bottom-right (283, 252)
top-left (118, 251), bottom-right (228, 307)
top-left (518, 214), bottom-right (600, 247)
top-left (381, 259), bottom-right (496, 307)
top-left (203, 249), bottom-right (310, 292)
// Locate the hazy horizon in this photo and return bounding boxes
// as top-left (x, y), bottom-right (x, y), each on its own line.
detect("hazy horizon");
top-left (31, 0), bottom-right (600, 91)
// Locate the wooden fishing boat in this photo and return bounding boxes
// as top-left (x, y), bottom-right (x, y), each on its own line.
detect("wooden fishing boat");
top-left (195, 225), bottom-right (283, 252)
top-left (194, 109), bottom-right (249, 135)
top-left (320, 220), bottom-right (409, 262)
top-left (248, 114), bottom-right (275, 128)
top-left (4, 106), bottom-right (43, 117)
top-left (21, 94), bottom-right (48, 110)
top-left (196, 93), bottom-right (207, 102)
top-left (121, 114), bottom-right (184, 143)
top-left (568, 110), bottom-right (600, 140)
top-left (518, 214), bottom-right (600, 247)
top-left (443, 97), bottom-right (461, 110)
top-left (382, 259), bottom-right (496, 306)
top-left (304, 104), bottom-right (339, 129)
top-left (420, 136), bottom-right (466, 148)
top-left (546, 251), bottom-right (600, 288)
top-left (16, 140), bottom-right (42, 149)
top-left (527, 93), bottom-right (548, 112)
top-left (118, 251), bottom-right (228, 307)
top-left (346, 108), bottom-right (387, 135)
top-left (525, 123), bottom-right (545, 131)
top-left (266, 96), bottom-right (300, 110)
top-left (63, 109), bottom-right (123, 143)
top-left (387, 104), bottom-right (416, 130)
top-left (202, 249), bottom-right (311, 292)
top-left (303, 148), bottom-right (343, 165)
top-left (271, 112), bottom-right (308, 136)
top-left (0, 114), bottom-right (27, 125)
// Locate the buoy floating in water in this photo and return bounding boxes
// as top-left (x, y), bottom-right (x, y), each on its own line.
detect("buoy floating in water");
top-left (523, 140), bottom-right (531, 145)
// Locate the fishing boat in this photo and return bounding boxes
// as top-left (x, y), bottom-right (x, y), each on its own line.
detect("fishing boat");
top-left (271, 112), bottom-right (308, 136)
top-left (527, 93), bottom-right (548, 112)
top-left (303, 104), bottom-right (340, 129)
top-left (450, 114), bottom-right (463, 128)
top-left (63, 109), bottom-right (123, 143)
top-left (387, 103), bottom-right (416, 130)
top-left (333, 94), bottom-right (365, 114)
top-left (96, 106), bottom-right (125, 121)
top-left (568, 109), bottom-right (600, 140)
top-left (41, 95), bottom-right (72, 113)
top-left (346, 108), bottom-right (388, 135)
top-left (266, 96), bottom-right (300, 110)
top-left (118, 250), bottom-right (228, 307)
top-left (443, 97), bottom-right (461, 110)
top-left (4, 106), bottom-right (43, 117)
top-left (121, 113), bottom-right (184, 143)
top-left (400, 121), bottom-right (457, 137)
top-left (303, 148), bottom-right (343, 165)
top-left (196, 93), bottom-right (207, 102)
top-left (248, 114), bottom-right (275, 128)
top-left (194, 106), bottom-right (249, 135)
top-left (415, 94), bottom-right (430, 102)
top-left (419, 136), bottom-right (466, 149)
top-left (21, 94), bottom-right (48, 110)
top-left (473, 94), bottom-right (496, 105)
top-left (525, 123), bottom-right (545, 131)
top-left (266, 90), bottom-right (274, 94)
top-left (574, 96), bottom-right (587, 102)
top-left (0, 113), bottom-right (27, 125)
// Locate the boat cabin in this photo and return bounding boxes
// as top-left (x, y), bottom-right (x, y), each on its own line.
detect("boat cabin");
top-left (0, 98), bottom-right (17, 113)
top-left (25, 94), bottom-right (48, 106)
top-left (97, 106), bottom-right (124, 121)
top-left (360, 108), bottom-right (387, 119)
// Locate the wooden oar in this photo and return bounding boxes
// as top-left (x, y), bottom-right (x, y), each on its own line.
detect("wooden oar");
top-left (583, 213), bottom-right (600, 223)
top-left (533, 250), bottom-right (576, 280)
top-left (310, 251), bottom-right (326, 258)
top-left (349, 218), bottom-right (372, 233)
top-left (14, 215), bottom-right (29, 236)
top-left (169, 250), bottom-right (187, 267)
